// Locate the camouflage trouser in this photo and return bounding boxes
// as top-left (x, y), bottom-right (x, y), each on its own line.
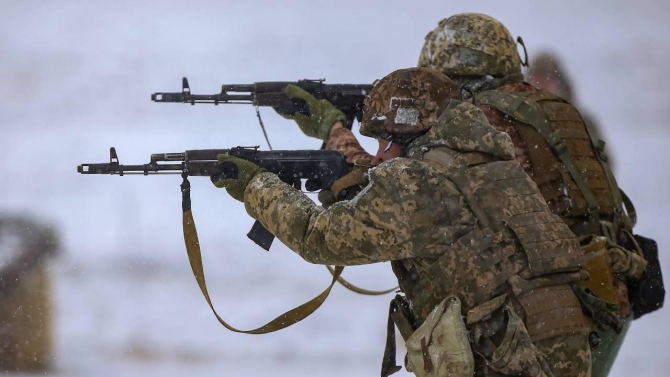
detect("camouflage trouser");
top-left (534, 333), bottom-right (591, 377)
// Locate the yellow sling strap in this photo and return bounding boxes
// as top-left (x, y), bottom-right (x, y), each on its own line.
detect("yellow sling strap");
top-left (181, 175), bottom-right (343, 334)
top-left (325, 265), bottom-right (397, 296)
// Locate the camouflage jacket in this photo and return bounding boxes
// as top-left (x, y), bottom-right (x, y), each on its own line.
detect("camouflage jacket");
top-left (325, 123), bottom-right (373, 162)
top-left (242, 100), bottom-right (514, 266)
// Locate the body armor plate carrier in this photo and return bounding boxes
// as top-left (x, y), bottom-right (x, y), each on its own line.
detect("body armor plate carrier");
top-left (475, 88), bottom-right (632, 241)
top-left (396, 149), bottom-right (592, 342)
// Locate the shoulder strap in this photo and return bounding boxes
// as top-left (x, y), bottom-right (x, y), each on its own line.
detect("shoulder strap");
top-left (477, 89), bottom-right (602, 222)
top-left (587, 133), bottom-right (634, 231)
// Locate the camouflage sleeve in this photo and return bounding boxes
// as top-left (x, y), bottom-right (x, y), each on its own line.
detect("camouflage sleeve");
top-left (325, 123), bottom-right (374, 162)
top-left (243, 165), bottom-right (415, 266)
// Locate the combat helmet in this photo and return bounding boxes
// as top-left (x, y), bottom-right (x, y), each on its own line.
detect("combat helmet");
top-left (360, 67), bottom-right (460, 138)
top-left (418, 13), bottom-right (522, 77)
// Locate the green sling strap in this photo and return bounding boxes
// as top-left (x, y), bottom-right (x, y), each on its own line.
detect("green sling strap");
top-left (588, 135), bottom-right (635, 231)
top-left (477, 90), bottom-right (603, 222)
top-left (180, 175), bottom-right (343, 334)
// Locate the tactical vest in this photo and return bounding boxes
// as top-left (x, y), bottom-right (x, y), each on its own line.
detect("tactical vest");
top-left (391, 150), bottom-right (592, 342)
top-left (474, 88), bottom-right (632, 242)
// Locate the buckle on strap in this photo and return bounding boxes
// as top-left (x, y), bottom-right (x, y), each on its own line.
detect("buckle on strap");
top-left (548, 130), bottom-right (568, 155)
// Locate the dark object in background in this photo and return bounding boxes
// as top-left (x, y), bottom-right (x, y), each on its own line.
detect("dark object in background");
top-left (0, 215), bottom-right (59, 372)
top-left (621, 233), bottom-right (665, 319)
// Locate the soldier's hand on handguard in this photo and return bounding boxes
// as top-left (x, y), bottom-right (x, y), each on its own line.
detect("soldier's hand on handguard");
top-left (210, 155), bottom-right (265, 202)
top-left (279, 84), bottom-right (348, 141)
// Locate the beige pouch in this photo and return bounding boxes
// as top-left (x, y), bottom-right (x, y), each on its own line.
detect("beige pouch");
top-left (579, 235), bottom-right (618, 305)
top-left (405, 297), bottom-right (474, 377)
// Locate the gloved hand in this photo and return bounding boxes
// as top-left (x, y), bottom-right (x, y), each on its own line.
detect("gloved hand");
top-left (211, 155), bottom-right (265, 202)
top-left (317, 190), bottom-right (337, 209)
top-left (280, 84), bottom-right (348, 141)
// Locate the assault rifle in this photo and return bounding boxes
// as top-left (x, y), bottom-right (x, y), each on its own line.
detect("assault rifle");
top-left (151, 77), bottom-right (372, 130)
top-left (77, 146), bottom-right (359, 250)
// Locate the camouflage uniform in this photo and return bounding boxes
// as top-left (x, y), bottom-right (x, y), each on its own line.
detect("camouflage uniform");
top-left (243, 92), bottom-right (593, 376)
top-left (326, 123), bottom-right (373, 161)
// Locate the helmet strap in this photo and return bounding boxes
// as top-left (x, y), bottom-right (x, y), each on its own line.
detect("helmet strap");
top-left (383, 140), bottom-right (394, 153)
top-left (516, 36), bottom-right (530, 67)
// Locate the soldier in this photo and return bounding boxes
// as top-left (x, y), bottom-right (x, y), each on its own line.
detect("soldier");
top-left (214, 67), bottom-right (594, 376)
top-left (418, 13), bottom-right (654, 377)
top-left (281, 13), bottom-right (651, 377)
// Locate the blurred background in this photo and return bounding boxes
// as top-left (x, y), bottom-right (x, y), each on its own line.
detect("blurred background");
top-left (1, 0), bottom-right (668, 376)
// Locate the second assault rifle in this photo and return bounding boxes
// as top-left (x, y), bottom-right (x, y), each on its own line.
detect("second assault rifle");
top-left (151, 77), bottom-right (373, 130)
top-left (78, 146), bottom-right (390, 335)
top-left (78, 146), bottom-right (361, 250)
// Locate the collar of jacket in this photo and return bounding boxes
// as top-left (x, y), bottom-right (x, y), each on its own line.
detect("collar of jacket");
top-left (403, 99), bottom-right (515, 161)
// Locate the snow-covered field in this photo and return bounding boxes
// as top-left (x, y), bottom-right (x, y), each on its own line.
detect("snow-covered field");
top-left (1, 1), bottom-right (669, 376)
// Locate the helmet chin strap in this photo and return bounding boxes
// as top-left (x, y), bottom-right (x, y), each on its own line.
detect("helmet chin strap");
top-left (516, 36), bottom-right (530, 67)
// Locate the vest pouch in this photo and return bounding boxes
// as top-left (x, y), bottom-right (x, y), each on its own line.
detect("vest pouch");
top-left (578, 235), bottom-right (618, 305)
top-left (621, 232), bottom-right (665, 319)
top-left (468, 296), bottom-right (551, 377)
top-left (405, 297), bottom-right (474, 377)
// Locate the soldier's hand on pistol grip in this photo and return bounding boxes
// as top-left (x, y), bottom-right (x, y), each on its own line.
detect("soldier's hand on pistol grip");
top-left (211, 155), bottom-right (265, 202)
top-left (280, 84), bottom-right (348, 141)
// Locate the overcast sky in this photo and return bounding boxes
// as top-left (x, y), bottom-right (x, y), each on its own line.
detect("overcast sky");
top-left (1, 1), bottom-right (669, 376)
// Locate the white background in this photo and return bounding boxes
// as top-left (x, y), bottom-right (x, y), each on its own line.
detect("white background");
top-left (1, 1), bottom-right (668, 376)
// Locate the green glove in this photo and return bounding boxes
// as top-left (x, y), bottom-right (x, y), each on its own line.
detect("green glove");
top-left (281, 84), bottom-right (348, 141)
top-left (317, 190), bottom-right (337, 209)
top-left (211, 155), bottom-right (265, 202)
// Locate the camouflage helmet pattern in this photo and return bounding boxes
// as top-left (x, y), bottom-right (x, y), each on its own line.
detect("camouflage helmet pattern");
top-left (418, 13), bottom-right (522, 77)
top-left (360, 67), bottom-right (460, 138)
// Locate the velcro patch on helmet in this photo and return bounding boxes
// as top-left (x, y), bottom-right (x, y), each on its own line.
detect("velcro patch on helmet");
top-left (395, 107), bottom-right (420, 126)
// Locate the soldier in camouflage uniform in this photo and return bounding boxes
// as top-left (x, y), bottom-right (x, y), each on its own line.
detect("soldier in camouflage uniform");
top-left (280, 13), bottom-right (648, 377)
top-left (417, 14), bottom-right (650, 377)
top-left (215, 67), bottom-right (594, 376)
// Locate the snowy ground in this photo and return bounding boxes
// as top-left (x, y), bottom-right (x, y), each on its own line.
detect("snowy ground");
top-left (1, 1), bottom-right (669, 376)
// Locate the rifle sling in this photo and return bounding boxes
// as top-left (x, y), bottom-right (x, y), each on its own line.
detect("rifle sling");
top-left (326, 265), bottom-right (397, 296)
top-left (181, 175), bottom-right (343, 334)
top-left (588, 136), bottom-right (635, 230)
